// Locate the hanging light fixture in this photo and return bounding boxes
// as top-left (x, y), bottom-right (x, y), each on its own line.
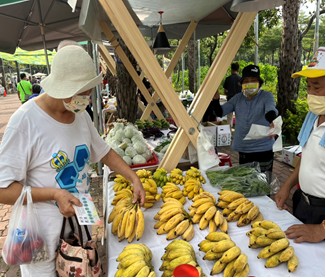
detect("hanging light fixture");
top-left (230, 0), bottom-right (284, 12)
top-left (153, 11), bottom-right (171, 50)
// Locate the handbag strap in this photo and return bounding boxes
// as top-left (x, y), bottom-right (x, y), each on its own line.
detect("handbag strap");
top-left (60, 216), bottom-right (92, 247)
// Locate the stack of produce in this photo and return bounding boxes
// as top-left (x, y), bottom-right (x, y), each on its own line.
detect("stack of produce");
top-left (135, 119), bottom-right (170, 130)
top-left (206, 164), bottom-right (270, 197)
top-left (108, 190), bottom-right (145, 242)
top-left (217, 190), bottom-right (263, 227)
top-left (246, 220), bottom-right (299, 272)
top-left (160, 239), bottom-right (202, 277)
top-left (185, 166), bottom-right (206, 184)
top-left (113, 174), bottom-right (132, 192)
top-left (136, 169), bottom-right (161, 208)
top-left (136, 169), bottom-right (152, 183)
top-left (153, 167), bottom-right (169, 187)
top-left (154, 198), bottom-right (194, 241)
top-left (168, 168), bottom-right (186, 185)
top-left (198, 232), bottom-right (249, 276)
top-left (161, 182), bottom-right (186, 205)
top-left (115, 243), bottom-right (156, 277)
top-left (188, 192), bottom-right (228, 233)
top-left (182, 178), bottom-right (204, 200)
top-left (105, 121), bottom-right (153, 166)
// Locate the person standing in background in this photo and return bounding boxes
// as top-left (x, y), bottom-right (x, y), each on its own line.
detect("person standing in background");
top-left (223, 62), bottom-right (242, 127)
top-left (275, 47), bottom-right (325, 243)
top-left (17, 73), bottom-right (32, 104)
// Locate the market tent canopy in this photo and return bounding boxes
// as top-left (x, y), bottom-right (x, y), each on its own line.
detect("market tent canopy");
top-left (0, 0), bottom-right (89, 54)
top-left (0, 48), bottom-right (55, 65)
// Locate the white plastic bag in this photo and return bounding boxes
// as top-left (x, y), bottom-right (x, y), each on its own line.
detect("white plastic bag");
top-left (2, 186), bottom-right (48, 265)
top-left (197, 125), bottom-right (220, 171)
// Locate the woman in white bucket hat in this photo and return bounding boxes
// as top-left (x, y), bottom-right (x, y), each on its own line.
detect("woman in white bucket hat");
top-left (0, 44), bottom-right (145, 276)
top-left (275, 47), bottom-right (325, 243)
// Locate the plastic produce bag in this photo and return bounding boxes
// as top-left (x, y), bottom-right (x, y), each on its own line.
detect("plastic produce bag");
top-left (2, 186), bottom-right (48, 265)
top-left (197, 125), bottom-right (220, 171)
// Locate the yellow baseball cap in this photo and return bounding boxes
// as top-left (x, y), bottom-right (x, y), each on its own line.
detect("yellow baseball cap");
top-left (292, 47), bottom-right (325, 78)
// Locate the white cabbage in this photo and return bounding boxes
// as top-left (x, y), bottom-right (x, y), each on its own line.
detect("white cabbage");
top-left (132, 154), bottom-right (147, 165)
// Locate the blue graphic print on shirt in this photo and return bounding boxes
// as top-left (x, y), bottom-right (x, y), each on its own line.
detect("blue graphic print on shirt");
top-left (50, 145), bottom-right (90, 193)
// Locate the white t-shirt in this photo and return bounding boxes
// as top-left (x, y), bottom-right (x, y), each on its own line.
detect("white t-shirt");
top-left (299, 119), bottom-right (325, 198)
top-left (0, 99), bottom-right (110, 275)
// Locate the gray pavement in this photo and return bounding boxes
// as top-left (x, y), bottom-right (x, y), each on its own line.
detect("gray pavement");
top-left (0, 93), bottom-right (295, 277)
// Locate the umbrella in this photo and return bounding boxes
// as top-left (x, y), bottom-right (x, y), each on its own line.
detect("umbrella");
top-left (0, 0), bottom-right (89, 72)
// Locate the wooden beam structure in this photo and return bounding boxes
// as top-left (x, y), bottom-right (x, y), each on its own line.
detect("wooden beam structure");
top-left (160, 12), bottom-right (257, 170)
top-left (99, 0), bottom-right (256, 171)
top-left (99, 0), bottom-right (199, 149)
top-left (98, 43), bottom-right (116, 76)
top-left (141, 20), bottom-right (198, 120)
top-left (100, 21), bottom-right (165, 120)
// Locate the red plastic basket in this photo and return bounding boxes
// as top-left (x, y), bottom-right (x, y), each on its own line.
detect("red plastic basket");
top-left (130, 152), bottom-right (159, 169)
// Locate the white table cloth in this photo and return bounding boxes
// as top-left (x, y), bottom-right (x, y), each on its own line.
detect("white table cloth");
top-left (105, 175), bottom-right (325, 277)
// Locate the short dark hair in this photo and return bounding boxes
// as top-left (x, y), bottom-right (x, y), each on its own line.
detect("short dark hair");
top-left (32, 84), bottom-right (41, 94)
top-left (20, 73), bottom-right (26, 80)
top-left (231, 62), bottom-right (239, 71)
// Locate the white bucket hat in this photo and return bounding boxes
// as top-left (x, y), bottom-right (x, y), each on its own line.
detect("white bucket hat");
top-left (41, 45), bottom-right (102, 99)
top-left (292, 47), bottom-right (325, 78)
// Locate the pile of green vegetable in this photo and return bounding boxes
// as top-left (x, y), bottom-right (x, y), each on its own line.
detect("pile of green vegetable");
top-left (206, 164), bottom-right (270, 197)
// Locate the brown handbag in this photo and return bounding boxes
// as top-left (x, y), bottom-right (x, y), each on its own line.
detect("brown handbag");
top-left (55, 216), bottom-right (103, 277)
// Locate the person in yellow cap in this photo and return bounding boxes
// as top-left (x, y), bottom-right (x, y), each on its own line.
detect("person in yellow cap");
top-left (275, 47), bottom-right (325, 243)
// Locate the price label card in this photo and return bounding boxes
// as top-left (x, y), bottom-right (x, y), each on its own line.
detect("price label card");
top-left (72, 193), bottom-right (102, 225)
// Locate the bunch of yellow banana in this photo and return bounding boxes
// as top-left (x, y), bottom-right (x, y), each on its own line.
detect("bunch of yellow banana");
top-left (142, 178), bottom-right (161, 208)
top-left (182, 178), bottom-right (204, 200)
top-left (198, 232), bottom-right (249, 277)
top-left (113, 174), bottom-right (132, 192)
top-left (115, 243), bottom-right (156, 277)
top-left (111, 188), bottom-right (133, 206)
top-left (152, 167), bottom-right (169, 187)
top-left (246, 220), bottom-right (299, 272)
top-left (108, 195), bottom-right (145, 242)
top-left (136, 169), bottom-right (153, 183)
top-left (168, 168), bottom-right (186, 185)
top-left (160, 239), bottom-right (203, 277)
top-left (218, 190), bottom-right (263, 227)
top-left (161, 182), bottom-right (186, 204)
top-left (188, 192), bottom-right (228, 233)
top-left (153, 198), bottom-right (195, 241)
top-left (185, 166), bottom-right (206, 184)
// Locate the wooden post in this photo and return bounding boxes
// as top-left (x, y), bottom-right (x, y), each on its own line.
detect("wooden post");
top-left (100, 21), bottom-right (165, 120)
top-left (98, 44), bottom-right (116, 76)
top-left (99, 0), bottom-right (199, 149)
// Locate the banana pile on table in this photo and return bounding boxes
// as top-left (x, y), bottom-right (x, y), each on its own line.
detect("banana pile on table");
top-left (113, 174), bottom-right (132, 192)
top-left (185, 166), bottom-right (207, 184)
top-left (115, 243), bottom-right (156, 277)
top-left (188, 191), bottom-right (228, 233)
top-left (217, 190), bottom-right (263, 227)
top-left (168, 168), bottom-right (186, 185)
top-left (154, 198), bottom-right (194, 241)
top-left (160, 239), bottom-right (202, 277)
top-left (198, 231), bottom-right (249, 276)
top-left (161, 182), bottom-right (186, 204)
top-left (152, 167), bottom-right (169, 187)
top-left (108, 190), bottom-right (145, 242)
top-left (246, 220), bottom-right (299, 272)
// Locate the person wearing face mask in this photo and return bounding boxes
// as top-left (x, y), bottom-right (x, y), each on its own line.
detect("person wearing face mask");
top-left (210, 64), bottom-right (278, 180)
top-left (0, 44), bottom-right (145, 276)
top-left (274, 47), bottom-right (325, 243)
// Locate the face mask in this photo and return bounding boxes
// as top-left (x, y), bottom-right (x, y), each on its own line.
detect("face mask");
top-left (242, 82), bottom-right (260, 97)
top-left (63, 95), bottom-right (90, 113)
top-left (307, 94), bottom-right (325, 115)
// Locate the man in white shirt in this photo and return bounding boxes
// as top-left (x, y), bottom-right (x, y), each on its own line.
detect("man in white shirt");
top-left (275, 47), bottom-right (325, 243)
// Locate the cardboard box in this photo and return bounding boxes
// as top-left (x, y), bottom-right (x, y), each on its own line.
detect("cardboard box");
top-left (282, 145), bottom-right (302, 167)
top-left (202, 125), bottom-right (231, 147)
